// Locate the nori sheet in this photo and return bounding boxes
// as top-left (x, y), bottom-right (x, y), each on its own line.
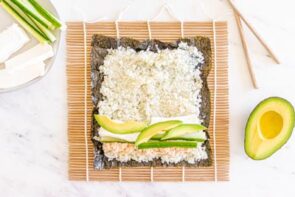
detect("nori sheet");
top-left (91, 35), bottom-right (212, 170)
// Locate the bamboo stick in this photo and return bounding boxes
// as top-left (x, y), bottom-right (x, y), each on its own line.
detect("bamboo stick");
top-left (234, 13), bottom-right (258, 89)
top-left (227, 0), bottom-right (280, 64)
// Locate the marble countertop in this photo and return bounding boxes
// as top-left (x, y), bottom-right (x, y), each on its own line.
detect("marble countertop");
top-left (1, 0), bottom-right (295, 196)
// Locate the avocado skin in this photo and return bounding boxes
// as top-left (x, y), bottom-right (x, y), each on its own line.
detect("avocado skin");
top-left (244, 97), bottom-right (295, 160)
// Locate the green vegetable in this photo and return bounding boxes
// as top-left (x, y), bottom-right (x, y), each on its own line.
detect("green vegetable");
top-left (135, 120), bottom-right (182, 146)
top-left (161, 124), bottom-right (207, 140)
top-left (137, 140), bottom-right (200, 149)
top-left (27, 0), bottom-right (62, 29)
top-left (94, 114), bottom-right (148, 134)
top-left (1, 0), bottom-right (48, 43)
top-left (164, 132), bottom-right (207, 141)
top-left (30, 16), bottom-right (56, 42)
top-left (5, 0), bottom-right (55, 42)
top-left (151, 132), bottom-right (165, 140)
top-left (10, 0), bottom-right (55, 30)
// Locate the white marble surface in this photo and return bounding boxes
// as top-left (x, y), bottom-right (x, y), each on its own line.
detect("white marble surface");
top-left (1, 0), bottom-right (295, 196)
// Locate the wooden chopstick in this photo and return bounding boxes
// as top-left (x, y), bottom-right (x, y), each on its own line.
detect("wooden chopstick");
top-left (227, 0), bottom-right (280, 64)
top-left (234, 13), bottom-right (258, 89)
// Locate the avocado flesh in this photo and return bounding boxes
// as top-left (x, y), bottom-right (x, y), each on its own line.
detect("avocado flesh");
top-left (138, 140), bottom-right (199, 149)
top-left (135, 120), bottom-right (182, 146)
top-left (94, 115), bottom-right (148, 134)
top-left (245, 97), bottom-right (295, 160)
top-left (161, 124), bottom-right (207, 140)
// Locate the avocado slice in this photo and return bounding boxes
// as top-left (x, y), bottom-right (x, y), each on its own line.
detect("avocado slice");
top-left (135, 120), bottom-right (182, 146)
top-left (161, 124), bottom-right (207, 140)
top-left (151, 132), bottom-right (165, 140)
top-left (94, 115), bottom-right (148, 134)
top-left (166, 132), bottom-right (207, 141)
top-left (137, 140), bottom-right (200, 149)
top-left (147, 131), bottom-right (207, 141)
top-left (245, 97), bottom-right (295, 160)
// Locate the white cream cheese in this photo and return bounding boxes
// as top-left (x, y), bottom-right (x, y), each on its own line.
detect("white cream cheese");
top-left (99, 129), bottom-right (138, 142)
top-left (0, 24), bottom-right (30, 63)
top-left (0, 61), bottom-right (45, 89)
top-left (5, 43), bottom-right (53, 71)
top-left (151, 114), bottom-right (202, 124)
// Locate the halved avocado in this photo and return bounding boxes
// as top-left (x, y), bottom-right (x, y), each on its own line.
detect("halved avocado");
top-left (161, 124), bottom-right (207, 140)
top-left (135, 120), bottom-right (182, 146)
top-left (138, 140), bottom-right (200, 149)
top-left (94, 115), bottom-right (148, 134)
top-left (245, 97), bottom-right (295, 160)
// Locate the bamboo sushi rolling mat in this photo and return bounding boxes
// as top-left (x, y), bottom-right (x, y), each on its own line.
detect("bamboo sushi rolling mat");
top-left (67, 21), bottom-right (229, 182)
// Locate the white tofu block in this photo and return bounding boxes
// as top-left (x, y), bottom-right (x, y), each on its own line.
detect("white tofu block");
top-left (5, 43), bottom-right (53, 71)
top-left (0, 24), bottom-right (30, 63)
top-left (0, 61), bottom-right (45, 89)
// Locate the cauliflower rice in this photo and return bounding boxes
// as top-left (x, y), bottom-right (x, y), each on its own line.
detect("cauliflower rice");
top-left (98, 42), bottom-right (208, 163)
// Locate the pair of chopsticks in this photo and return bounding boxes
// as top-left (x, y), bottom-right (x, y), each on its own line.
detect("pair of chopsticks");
top-left (227, 0), bottom-right (280, 89)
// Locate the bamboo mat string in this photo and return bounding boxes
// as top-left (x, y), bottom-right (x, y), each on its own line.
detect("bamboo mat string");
top-left (115, 22), bottom-right (122, 181)
top-left (180, 21), bottom-right (184, 38)
top-left (146, 20), bottom-right (154, 180)
top-left (150, 166), bottom-right (154, 182)
top-left (73, 0), bottom-right (109, 23)
top-left (182, 166), bottom-right (185, 182)
top-left (212, 19), bottom-right (218, 182)
top-left (147, 20), bottom-right (152, 40)
top-left (151, 3), bottom-right (180, 21)
top-left (114, 6), bottom-right (132, 180)
top-left (119, 166), bottom-right (122, 182)
top-left (115, 20), bottom-right (120, 46)
top-left (181, 19), bottom-right (185, 180)
top-left (197, 0), bottom-right (219, 182)
top-left (82, 21), bottom-right (89, 182)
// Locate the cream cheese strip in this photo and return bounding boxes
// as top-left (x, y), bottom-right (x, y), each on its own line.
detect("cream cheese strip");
top-left (5, 43), bottom-right (53, 71)
top-left (0, 24), bottom-right (30, 63)
top-left (0, 61), bottom-right (45, 89)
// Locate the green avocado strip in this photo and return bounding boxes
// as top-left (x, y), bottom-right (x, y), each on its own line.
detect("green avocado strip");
top-left (137, 140), bottom-right (199, 149)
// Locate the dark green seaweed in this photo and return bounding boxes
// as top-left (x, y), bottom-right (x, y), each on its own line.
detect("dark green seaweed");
top-left (91, 35), bottom-right (212, 170)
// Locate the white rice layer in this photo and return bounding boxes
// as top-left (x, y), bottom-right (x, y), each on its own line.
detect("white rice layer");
top-left (98, 42), bottom-right (208, 163)
top-left (103, 142), bottom-right (208, 164)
